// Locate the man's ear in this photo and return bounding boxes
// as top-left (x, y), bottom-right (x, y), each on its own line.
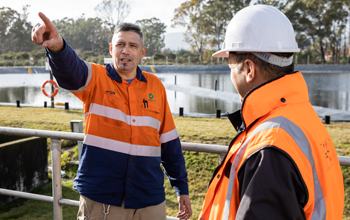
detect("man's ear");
top-left (141, 47), bottom-right (146, 58)
top-left (244, 59), bottom-right (256, 83)
top-left (109, 43), bottom-right (113, 56)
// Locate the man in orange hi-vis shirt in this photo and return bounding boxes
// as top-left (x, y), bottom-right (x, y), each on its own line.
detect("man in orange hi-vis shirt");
top-left (32, 12), bottom-right (192, 220)
top-left (199, 5), bottom-right (344, 220)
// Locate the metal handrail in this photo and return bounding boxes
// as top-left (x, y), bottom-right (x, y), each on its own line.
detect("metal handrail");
top-left (1, 126), bottom-right (350, 220)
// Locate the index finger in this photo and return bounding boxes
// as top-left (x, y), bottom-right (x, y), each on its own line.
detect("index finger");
top-left (38, 12), bottom-right (53, 28)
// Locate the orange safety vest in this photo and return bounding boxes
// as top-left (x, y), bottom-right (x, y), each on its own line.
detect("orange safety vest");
top-left (72, 62), bottom-right (178, 152)
top-left (199, 72), bottom-right (344, 220)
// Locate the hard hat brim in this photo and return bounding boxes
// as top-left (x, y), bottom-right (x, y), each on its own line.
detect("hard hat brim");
top-left (212, 48), bottom-right (301, 58)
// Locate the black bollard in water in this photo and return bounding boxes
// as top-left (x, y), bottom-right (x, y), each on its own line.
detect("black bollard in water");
top-left (216, 109), bottom-right (221, 118)
top-left (44, 101), bottom-right (47, 108)
top-left (179, 107), bottom-right (184, 117)
top-left (65, 102), bottom-right (69, 110)
top-left (16, 100), bottom-right (20, 108)
top-left (215, 80), bottom-right (218, 91)
top-left (325, 115), bottom-right (330, 124)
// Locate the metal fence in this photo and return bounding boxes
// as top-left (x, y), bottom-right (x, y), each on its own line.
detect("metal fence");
top-left (0, 126), bottom-right (350, 220)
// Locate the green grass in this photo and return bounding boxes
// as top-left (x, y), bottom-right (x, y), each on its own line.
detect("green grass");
top-left (0, 181), bottom-right (79, 220)
top-left (1, 106), bottom-right (350, 219)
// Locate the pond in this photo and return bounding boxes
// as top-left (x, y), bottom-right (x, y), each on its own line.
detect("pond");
top-left (0, 71), bottom-right (349, 115)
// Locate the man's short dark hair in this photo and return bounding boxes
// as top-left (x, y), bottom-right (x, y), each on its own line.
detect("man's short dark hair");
top-left (113, 22), bottom-right (144, 42)
top-left (232, 52), bottom-right (294, 80)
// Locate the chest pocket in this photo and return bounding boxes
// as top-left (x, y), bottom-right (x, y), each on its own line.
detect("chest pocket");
top-left (141, 102), bottom-right (161, 135)
top-left (99, 91), bottom-right (128, 128)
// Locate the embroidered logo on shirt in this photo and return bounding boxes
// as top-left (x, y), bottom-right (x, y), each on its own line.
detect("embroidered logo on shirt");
top-left (148, 93), bottom-right (154, 99)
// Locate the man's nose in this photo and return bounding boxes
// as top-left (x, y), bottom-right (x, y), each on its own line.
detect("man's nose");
top-left (122, 45), bottom-right (130, 54)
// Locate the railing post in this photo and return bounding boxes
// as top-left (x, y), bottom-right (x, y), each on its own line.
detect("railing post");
top-left (51, 138), bottom-right (63, 220)
top-left (70, 120), bottom-right (84, 160)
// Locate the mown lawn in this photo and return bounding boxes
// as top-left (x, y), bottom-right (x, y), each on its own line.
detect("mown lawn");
top-left (0, 106), bottom-right (350, 219)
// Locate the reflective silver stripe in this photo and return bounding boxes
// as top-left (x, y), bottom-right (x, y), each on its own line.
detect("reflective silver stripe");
top-left (159, 128), bottom-right (179, 143)
top-left (89, 103), bottom-right (161, 131)
top-left (84, 112), bottom-right (89, 121)
top-left (84, 134), bottom-right (161, 157)
top-left (70, 61), bottom-right (92, 93)
top-left (222, 116), bottom-right (326, 220)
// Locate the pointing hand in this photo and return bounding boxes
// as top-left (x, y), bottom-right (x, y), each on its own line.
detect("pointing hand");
top-left (31, 12), bottom-right (64, 52)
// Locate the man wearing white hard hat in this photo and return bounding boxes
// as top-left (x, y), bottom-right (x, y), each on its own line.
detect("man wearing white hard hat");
top-left (199, 5), bottom-right (344, 220)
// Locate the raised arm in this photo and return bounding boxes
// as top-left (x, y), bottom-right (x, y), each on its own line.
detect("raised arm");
top-left (31, 12), bottom-right (88, 91)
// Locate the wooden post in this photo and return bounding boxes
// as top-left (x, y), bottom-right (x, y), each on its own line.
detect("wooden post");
top-left (50, 70), bottom-right (54, 108)
top-left (179, 107), bottom-right (184, 117)
top-left (216, 109), bottom-right (221, 118)
top-left (325, 115), bottom-right (331, 124)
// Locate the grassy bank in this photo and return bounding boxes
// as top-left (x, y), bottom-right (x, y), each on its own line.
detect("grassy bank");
top-left (0, 106), bottom-right (350, 219)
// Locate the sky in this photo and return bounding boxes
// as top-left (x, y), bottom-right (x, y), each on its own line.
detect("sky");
top-left (1, 0), bottom-right (187, 34)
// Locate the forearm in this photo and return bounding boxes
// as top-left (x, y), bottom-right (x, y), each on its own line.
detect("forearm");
top-left (46, 38), bottom-right (88, 90)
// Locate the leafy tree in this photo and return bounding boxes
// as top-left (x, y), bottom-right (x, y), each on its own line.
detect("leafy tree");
top-left (136, 18), bottom-right (166, 56)
top-left (94, 0), bottom-right (131, 38)
top-left (258, 0), bottom-right (349, 64)
top-left (204, 0), bottom-right (251, 50)
top-left (172, 0), bottom-right (209, 63)
top-left (0, 6), bottom-right (34, 54)
top-left (53, 16), bottom-right (109, 55)
top-left (0, 7), bottom-right (18, 53)
top-left (325, 0), bottom-right (348, 63)
top-left (297, 0), bottom-right (349, 63)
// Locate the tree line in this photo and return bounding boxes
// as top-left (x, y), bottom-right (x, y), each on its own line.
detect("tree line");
top-left (0, 0), bottom-right (349, 66)
top-left (172, 0), bottom-right (350, 64)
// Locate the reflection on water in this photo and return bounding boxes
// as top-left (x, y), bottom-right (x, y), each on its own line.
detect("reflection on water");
top-left (0, 72), bottom-right (349, 114)
top-left (303, 72), bottom-right (350, 111)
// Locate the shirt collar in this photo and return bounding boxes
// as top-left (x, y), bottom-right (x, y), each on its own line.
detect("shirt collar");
top-left (240, 71), bottom-right (308, 128)
top-left (227, 110), bottom-right (243, 132)
top-left (106, 63), bottom-right (147, 83)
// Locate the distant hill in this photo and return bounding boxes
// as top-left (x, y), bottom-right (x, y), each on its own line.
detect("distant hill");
top-left (164, 32), bottom-right (190, 51)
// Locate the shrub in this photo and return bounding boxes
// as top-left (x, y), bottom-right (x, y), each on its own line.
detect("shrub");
top-left (153, 52), bottom-right (165, 60)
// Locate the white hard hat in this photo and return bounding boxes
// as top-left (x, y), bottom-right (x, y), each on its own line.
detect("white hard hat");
top-left (213, 5), bottom-right (300, 60)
